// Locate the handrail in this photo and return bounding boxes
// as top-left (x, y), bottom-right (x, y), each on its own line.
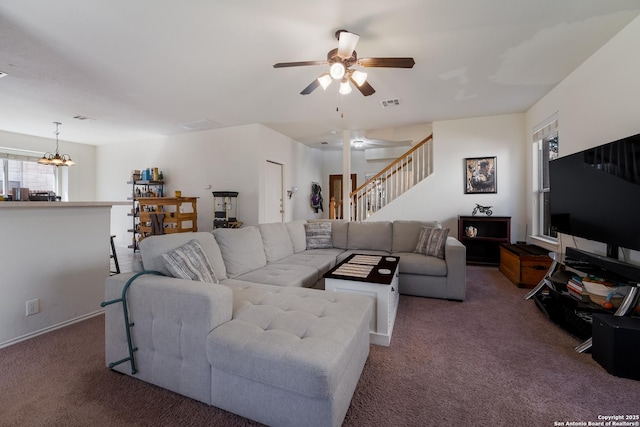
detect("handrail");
top-left (351, 134), bottom-right (433, 196)
top-left (329, 133), bottom-right (433, 221)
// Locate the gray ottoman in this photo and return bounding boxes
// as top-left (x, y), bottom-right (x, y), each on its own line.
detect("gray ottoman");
top-left (206, 281), bottom-right (373, 427)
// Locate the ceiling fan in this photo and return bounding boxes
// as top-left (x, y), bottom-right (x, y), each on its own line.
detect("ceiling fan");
top-left (273, 30), bottom-right (415, 96)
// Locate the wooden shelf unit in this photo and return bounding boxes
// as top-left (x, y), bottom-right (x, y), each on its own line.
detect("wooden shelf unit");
top-left (136, 197), bottom-right (198, 242)
top-left (127, 179), bottom-right (165, 251)
top-left (458, 215), bottom-right (511, 265)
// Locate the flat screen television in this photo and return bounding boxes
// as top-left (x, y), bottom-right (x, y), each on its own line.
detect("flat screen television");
top-left (549, 132), bottom-right (640, 259)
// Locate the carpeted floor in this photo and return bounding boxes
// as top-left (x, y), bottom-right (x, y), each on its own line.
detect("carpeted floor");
top-left (1, 266), bottom-right (639, 426)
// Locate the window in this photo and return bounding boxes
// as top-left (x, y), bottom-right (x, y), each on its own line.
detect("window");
top-left (534, 118), bottom-right (558, 240)
top-left (1, 150), bottom-right (57, 197)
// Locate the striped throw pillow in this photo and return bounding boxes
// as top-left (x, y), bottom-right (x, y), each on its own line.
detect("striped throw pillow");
top-left (161, 239), bottom-right (219, 283)
top-left (304, 222), bottom-right (333, 249)
top-left (414, 227), bottom-right (449, 259)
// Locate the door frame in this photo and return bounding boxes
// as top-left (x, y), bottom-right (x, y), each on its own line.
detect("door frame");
top-left (265, 160), bottom-right (284, 223)
top-left (329, 174), bottom-right (357, 219)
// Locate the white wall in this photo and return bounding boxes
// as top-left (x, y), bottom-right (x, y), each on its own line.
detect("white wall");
top-left (256, 125), bottom-right (325, 222)
top-left (525, 15), bottom-right (640, 263)
top-left (0, 205), bottom-right (112, 347)
top-left (0, 129), bottom-right (97, 201)
top-left (96, 123), bottom-right (324, 248)
top-left (370, 114), bottom-right (527, 240)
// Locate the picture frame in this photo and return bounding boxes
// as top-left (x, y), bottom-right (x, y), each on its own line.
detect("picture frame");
top-left (464, 156), bottom-right (497, 194)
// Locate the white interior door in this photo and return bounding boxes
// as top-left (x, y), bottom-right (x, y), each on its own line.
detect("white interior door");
top-left (265, 160), bottom-right (284, 223)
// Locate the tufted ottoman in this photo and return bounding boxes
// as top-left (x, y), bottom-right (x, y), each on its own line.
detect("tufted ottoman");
top-left (206, 280), bottom-right (373, 427)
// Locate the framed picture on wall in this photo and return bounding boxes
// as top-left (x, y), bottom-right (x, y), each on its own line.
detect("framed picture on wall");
top-left (465, 156), bottom-right (497, 194)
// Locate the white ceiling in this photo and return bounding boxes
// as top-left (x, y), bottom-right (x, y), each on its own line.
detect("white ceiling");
top-left (1, 0), bottom-right (639, 149)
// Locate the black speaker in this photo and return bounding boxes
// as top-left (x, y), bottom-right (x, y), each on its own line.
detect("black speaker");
top-left (592, 313), bottom-right (640, 380)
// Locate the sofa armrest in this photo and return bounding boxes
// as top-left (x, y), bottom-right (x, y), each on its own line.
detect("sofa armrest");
top-left (444, 237), bottom-right (467, 301)
top-left (104, 272), bottom-right (233, 404)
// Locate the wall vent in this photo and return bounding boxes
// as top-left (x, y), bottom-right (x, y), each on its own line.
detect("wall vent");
top-left (380, 98), bottom-right (400, 108)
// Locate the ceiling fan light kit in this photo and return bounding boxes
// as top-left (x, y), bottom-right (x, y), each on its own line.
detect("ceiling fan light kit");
top-left (329, 62), bottom-right (346, 80)
top-left (339, 79), bottom-right (352, 95)
top-left (274, 29), bottom-right (415, 97)
top-left (318, 73), bottom-right (332, 90)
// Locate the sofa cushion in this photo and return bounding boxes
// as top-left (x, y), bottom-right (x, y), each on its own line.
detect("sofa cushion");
top-left (213, 226), bottom-right (267, 278)
top-left (347, 221), bottom-right (392, 252)
top-left (285, 220), bottom-right (308, 253)
top-left (207, 282), bottom-right (372, 399)
top-left (304, 222), bottom-right (333, 249)
top-left (161, 239), bottom-right (220, 283)
top-left (139, 232), bottom-right (227, 280)
top-left (302, 248), bottom-right (345, 258)
top-left (392, 220), bottom-right (442, 253)
top-left (391, 251), bottom-right (448, 276)
top-left (259, 223), bottom-right (294, 262)
top-left (276, 253), bottom-right (336, 277)
top-left (415, 227), bottom-right (449, 259)
top-left (330, 220), bottom-right (349, 249)
top-left (234, 263), bottom-right (319, 288)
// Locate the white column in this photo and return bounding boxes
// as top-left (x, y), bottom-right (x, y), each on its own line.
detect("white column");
top-left (342, 130), bottom-right (351, 221)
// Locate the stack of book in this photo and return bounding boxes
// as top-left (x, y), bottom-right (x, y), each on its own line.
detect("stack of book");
top-left (566, 276), bottom-right (590, 302)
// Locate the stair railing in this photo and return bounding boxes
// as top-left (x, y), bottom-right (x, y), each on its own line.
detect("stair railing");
top-left (330, 134), bottom-right (433, 221)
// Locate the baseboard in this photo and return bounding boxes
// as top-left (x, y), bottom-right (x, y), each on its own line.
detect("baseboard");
top-left (0, 309), bottom-right (105, 349)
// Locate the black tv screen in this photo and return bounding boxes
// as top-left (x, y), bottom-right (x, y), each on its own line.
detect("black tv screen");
top-left (549, 132), bottom-right (640, 253)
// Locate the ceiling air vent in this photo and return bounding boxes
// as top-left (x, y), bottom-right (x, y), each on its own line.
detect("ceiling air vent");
top-left (73, 115), bottom-right (95, 121)
top-left (380, 99), bottom-right (400, 108)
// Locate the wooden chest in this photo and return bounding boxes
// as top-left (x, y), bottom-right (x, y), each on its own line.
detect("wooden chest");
top-left (499, 244), bottom-right (552, 288)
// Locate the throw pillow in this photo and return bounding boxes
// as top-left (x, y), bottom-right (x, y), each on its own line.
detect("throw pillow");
top-left (304, 222), bottom-right (333, 249)
top-left (161, 239), bottom-right (219, 283)
top-left (414, 227), bottom-right (449, 259)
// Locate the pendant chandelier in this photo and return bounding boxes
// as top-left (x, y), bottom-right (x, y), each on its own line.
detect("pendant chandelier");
top-left (38, 122), bottom-right (75, 167)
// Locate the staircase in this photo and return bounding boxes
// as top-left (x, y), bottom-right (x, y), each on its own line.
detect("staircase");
top-left (330, 134), bottom-right (433, 221)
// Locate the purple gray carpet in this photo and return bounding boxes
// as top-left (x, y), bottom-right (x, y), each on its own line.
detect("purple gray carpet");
top-left (1, 266), bottom-right (638, 426)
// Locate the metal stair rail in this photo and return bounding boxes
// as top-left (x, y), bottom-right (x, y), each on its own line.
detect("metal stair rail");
top-left (331, 134), bottom-right (433, 221)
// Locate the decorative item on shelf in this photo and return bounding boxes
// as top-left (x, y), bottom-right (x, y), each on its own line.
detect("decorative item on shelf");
top-left (581, 276), bottom-right (629, 309)
top-left (471, 203), bottom-right (492, 216)
top-left (464, 226), bottom-right (477, 238)
top-left (287, 186), bottom-right (298, 199)
top-left (213, 191), bottom-right (241, 228)
top-left (38, 122), bottom-right (75, 167)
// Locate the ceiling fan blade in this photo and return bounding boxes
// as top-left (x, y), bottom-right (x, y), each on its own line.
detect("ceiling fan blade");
top-left (337, 30), bottom-right (359, 59)
top-left (273, 60), bottom-right (327, 68)
top-left (300, 79), bottom-right (321, 95)
top-left (357, 57), bottom-right (415, 68)
top-left (349, 76), bottom-right (375, 96)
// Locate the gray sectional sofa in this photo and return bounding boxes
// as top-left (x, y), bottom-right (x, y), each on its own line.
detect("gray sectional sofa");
top-left (104, 220), bottom-right (465, 427)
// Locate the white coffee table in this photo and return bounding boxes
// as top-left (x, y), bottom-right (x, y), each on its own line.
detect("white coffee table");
top-left (324, 254), bottom-right (400, 346)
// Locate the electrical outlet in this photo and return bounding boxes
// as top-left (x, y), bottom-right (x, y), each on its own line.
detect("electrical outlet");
top-left (26, 299), bottom-right (40, 316)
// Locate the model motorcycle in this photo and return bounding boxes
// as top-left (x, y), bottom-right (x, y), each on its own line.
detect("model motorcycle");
top-left (472, 203), bottom-right (493, 216)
